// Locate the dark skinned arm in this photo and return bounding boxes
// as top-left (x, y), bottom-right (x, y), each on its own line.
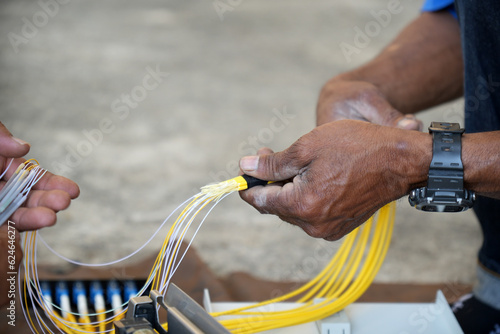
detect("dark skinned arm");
top-left (317, 11), bottom-right (463, 127)
top-left (238, 10), bottom-right (500, 240)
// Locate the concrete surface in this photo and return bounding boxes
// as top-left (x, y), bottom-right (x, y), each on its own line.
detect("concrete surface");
top-left (0, 0), bottom-right (481, 285)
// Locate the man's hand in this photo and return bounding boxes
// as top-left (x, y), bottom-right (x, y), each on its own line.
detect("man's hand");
top-left (0, 122), bottom-right (80, 231)
top-left (239, 120), bottom-right (431, 241)
top-left (0, 122), bottom-right (79, 308)
top-left (316, 11), bottom-right (462, 128)
top-left (316, 79), bottom-right (423, 130)
top-left (238, 12), bottom-right (463, 242)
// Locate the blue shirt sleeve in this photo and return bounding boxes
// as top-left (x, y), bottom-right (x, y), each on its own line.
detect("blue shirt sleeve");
top-left (421, 0), bottom-right (457, 18)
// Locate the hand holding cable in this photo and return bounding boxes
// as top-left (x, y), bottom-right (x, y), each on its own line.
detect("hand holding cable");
top-left (239, 119), bottom-right (432, 241)
top-left (0, 121), bottom-right (79, 231)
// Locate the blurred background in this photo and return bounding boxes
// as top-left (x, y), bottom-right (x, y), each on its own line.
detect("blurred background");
top-left (0, 0), bottom-right (480, 285)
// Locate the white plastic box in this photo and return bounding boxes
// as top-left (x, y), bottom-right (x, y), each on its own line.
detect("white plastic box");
top-left (204, 290), bottom-right (463, 334)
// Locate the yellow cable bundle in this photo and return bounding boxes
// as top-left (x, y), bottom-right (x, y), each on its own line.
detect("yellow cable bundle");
top-left (18, 173), bottom-right (395, 334)
top-left (210, 200), bottom-right (395, 333)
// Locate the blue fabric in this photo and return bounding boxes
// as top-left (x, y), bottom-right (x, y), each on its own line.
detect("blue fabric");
top-left (475, 256), bottom-right (500, 309)
top-left (454, 0), bottom-right (500, 278)
top-left (422, 0), bottom-right (457, 18)
top-left (421, 0), bottom-right (454, 11)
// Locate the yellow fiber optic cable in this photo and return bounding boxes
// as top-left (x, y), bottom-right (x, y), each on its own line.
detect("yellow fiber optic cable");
top-left (18, 168), bottom-right (395, 334)
top-left (212, 200), bottom-right (395, 334)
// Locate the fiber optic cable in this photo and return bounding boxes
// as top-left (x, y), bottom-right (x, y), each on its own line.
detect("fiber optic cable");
top-left (55, 282), bottom-right (71, 320)
top-left (209, 200), bottom-right (395, 334)
top-left (0, 158), bottom-right (13, 180)
top-left (55, 281), bottom-right (82, 332)
top-left (123, 281), bottom-right (137, 302)
top-left (90, 281), bottom-right (107, 333)
top-left (107, 281), bottom-right (123, 316)
top-left (73, 281), bottom-right (92, 326)
top-left (40, 282), bottom-right (53, 313)
top-left (0, 159), bottom-right (46, 226)
top-left (17, 165), bottom-right (396, 334)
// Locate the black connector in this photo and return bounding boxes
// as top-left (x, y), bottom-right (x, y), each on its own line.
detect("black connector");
top-left (241, 174), bottom-right (269, 189)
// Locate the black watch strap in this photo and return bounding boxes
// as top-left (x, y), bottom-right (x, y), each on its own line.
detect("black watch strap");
top-left (409, 121), bottom-right (474, 212)
top-left (427, 122), bottom-right (465, 191)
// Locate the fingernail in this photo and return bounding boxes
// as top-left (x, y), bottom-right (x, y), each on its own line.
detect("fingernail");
top-left (12, 137), bottom-right (29, 146)
top-left (240, 156), bottom-right (259, 172)
top-left (397, 117), bottom-right (418, 129)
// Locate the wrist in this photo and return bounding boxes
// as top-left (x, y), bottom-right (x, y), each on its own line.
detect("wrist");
top-left (462, 132), bottom-right (500, 196)
top-left (462, 134), bottom-right (480, 191)
top-left (390, 129), bottom-right (432, 195)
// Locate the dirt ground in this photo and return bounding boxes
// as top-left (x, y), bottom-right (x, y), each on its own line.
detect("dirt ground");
top-left (0, 0), bottom-right (481, 286)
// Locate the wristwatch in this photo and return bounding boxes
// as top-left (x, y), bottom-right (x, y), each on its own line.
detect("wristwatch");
top-left (408, 121), bottom-right (475, 212)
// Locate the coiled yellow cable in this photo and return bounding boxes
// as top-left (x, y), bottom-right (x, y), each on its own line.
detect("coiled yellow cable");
top-left (18, 173), bottom-right (395, 334)
top-left (212, 201), bottom-right (395, 334)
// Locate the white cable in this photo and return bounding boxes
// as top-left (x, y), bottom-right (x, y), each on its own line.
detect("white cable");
top-left (164, 192), bottom-right (231, 291)
top-left (0, 158), bottom-right (14, 180)
top-left (38, 195), bottom-right (197, 267)
top-left (0, 162), bottom-right (47, 226)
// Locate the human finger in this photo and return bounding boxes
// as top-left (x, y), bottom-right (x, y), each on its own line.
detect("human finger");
top-left (0, 122), bottom-right (30, 158)
top-left (23, 189), bottom-right (72, 212)
top-left (9, 206), bottom-right (57, 231)
top-left (32, 172), bottom-right (80, 199)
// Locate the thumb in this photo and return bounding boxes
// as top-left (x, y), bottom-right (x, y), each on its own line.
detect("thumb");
top-left (0, 122), bottom-right (30, 158)
top-left (239, 151), bottom-right (302, 182)
top-left (364, 95), bottom-right (422, 131)
top-left (375, 106), bottom-right (422, 130)
top-left (393, 114), bottom-right (423, 131)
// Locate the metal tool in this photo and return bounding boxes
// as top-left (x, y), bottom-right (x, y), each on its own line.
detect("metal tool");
top-left (114, 284), bottom-right (230, 334)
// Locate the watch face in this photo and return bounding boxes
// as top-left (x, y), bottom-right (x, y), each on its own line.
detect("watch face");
top-left (408, 187), bottom-right (474, 212)
top-left (420, 204), bottom-right (468, 213)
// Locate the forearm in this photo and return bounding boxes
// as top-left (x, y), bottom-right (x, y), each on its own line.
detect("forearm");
top-left (333, 11), bottom-right (463, 113)
top-left (399, 129), bottom-right (500, 200)
top-left (463, 132), bottom-right (500, 199)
